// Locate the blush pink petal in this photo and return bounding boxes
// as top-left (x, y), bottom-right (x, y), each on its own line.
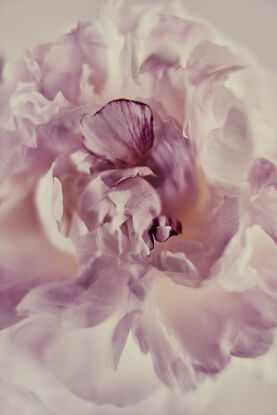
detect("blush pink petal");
top-left (249, 185), bottom-right (277, 244)
top-left (201, 105), bottom-right (253, 195)
top-left (0, 0), bottom-right (276, 412)
top-left (17, 224), bottom-right (147, 328)
top-left (186, 40), bottom-right (244, 85)
top-left (150, 250), bottom-right (201, 288)
top-left (247, 157), bottom-right (277, 191)
top-left (33, 23), bottom-right (107, 104)
top-left (155, 278), bottom-right (277, 377)
top-left (0, 170), bottom-right (77, 279)
top-left (9, 317), bottom-right (161, 408)
top-left (0, 129), bottom-right (28, 183)
top-left (10, 83), bottom-right (71, 127)
top-left (18, 257), bottom-right (129, 329)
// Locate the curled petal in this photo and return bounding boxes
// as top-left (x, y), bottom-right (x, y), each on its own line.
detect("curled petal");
top-left (100, 166), bottom-right (154, 187)
top-left (35, 164), bottom-right (76, 258)
top-left (10, 83), bottom-right (70, 126)
top-left (35, 23), bottom-right (107, 103)
top-left (187, 40), bottom-right (244, 85)
top-left (81, 99), bottom-right (154, 166)
top-left (151, 251), bottom-right (201, 288)
top-left (249, 184), bottom-right (277, 245)
top-left (248, 157), bottom-right (277, 192)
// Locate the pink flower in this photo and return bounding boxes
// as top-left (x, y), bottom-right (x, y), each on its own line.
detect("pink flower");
top-left (0, 1), bottom-right (277, 413)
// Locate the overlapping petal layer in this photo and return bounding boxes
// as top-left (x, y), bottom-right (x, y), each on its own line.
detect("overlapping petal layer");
top-left (0, 0), bottom-right (277, 414)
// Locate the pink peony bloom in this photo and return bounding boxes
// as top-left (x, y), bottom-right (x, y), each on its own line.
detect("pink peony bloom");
top-left (0, 1), bottom-right (277, 413)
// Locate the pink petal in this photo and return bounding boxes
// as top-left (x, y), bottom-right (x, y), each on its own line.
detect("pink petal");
top-left (34, 23), bottom-right (107, 104)
top-left (35, 164), bottom-right (76, 257)
top-left (0, 170), bottom-right (76, 279)
top-left (133, 307), bottom-right (195, 391)
top-left (249, 184), bottom-right (277, 244)
top-left (18, 254), bottom-right (129, 329)
top-left (187, 40), bottom-right (244, 85)
top-left (0, 129), bottom-right (27, 184)
top-left (111, 310), bottom-right (141, 369)
top-left (156, 278), bottom-right (277, 377)
top-left (108, 176), bottom-right (161, 254)
top-left (247, 157), bottom-right (277, 192)
top-left (79, 167), bottom-right (156, 232)
top-left (81, 99), bottom-right (154, 166)
top-left (0, 269), bottom-right (37, 330)
top-left (151, 250), bottom-right (201, 288)
top-left (10, 318), bottom-right (160, 408)
top-left (201, 105), bottom-right (253, 194)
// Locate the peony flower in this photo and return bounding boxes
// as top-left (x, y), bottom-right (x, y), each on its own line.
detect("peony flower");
top-left (0, 0), bottom-right (277, 413)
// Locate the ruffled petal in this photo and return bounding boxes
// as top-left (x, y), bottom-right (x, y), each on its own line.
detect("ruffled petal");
top-left (156, 277), bottom-right (277, 377)
top-left (108, 176), bottom-right (161, 254)
top-left (79, 167), bottom-right (157, 236)
top-left (34, 23), bottom-right (107, 104)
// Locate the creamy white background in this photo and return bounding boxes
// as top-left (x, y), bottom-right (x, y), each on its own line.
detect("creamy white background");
top-left (0, 1), bottom-right (277, 414)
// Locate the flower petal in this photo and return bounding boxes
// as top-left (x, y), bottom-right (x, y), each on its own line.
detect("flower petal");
top-left (10, 318), bottom-right (160, 408)
top-left (111, 310), bottom-right (141, 369)
top-left (156, 278), bottom-right (277, 377)
top-left (249, 184), bottom-right (277, 244)
top-left (108, 176), bottom-right (161, 254)
top-left (81, 99), bottom-right (154, 166)
top-left (151, 250), bottom-right (201, 288)
top-left (201, 105), bottom-right (253, 195)
top-left (187, 40), bottom-right (244, 85)
top-left (248, 157), bottom-right (277, 192)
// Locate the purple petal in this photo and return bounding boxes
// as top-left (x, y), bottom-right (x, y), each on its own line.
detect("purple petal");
top-left (81, 99), bottom-right (154, 166)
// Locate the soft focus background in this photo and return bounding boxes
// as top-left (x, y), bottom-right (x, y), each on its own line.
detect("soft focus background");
top-left (0, 1), bottom-right (277, 414)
